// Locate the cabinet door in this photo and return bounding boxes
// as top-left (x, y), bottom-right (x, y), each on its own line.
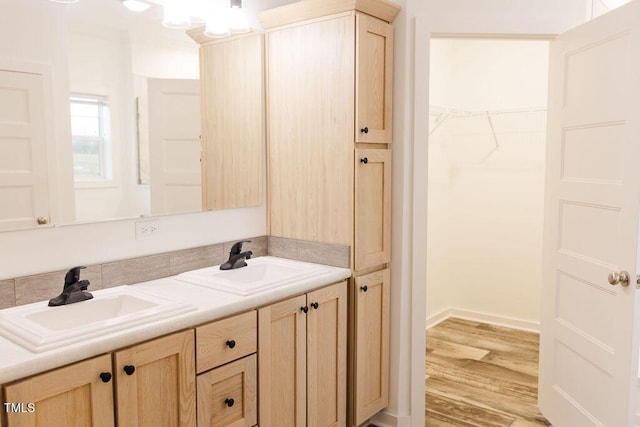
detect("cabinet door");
top-left (355, 149), bottom-right (391, 271)
top-left (196, 355), bottom-right (257, 427)
top-left (355, 14), bottom-right (393, 144)
top-left (114, 330), bottom-right (196, 427)
top-left (258, 294), bottom-right (307, 427)
top-left (307, 281), bottom-right (347, 427)
top-left (200, 33), bottom-right (264, 210)
top-left (266, 15), bottom-right (355, 245)
top-left (353, 269), bottom-right (390, 425)
top-left (4, 354), bottom-right (114, 427)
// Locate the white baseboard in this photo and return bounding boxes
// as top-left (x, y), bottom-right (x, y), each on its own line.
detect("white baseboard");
top-left (369, 411), bottom-right (412, 427)
top-left (426, 307), bottom-right (540, 333)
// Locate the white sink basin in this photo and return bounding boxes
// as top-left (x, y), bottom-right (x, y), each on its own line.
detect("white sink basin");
top-left (176, 256), bottom-right (332, 296)
top-left (0, 286), bottom-right (194, 353)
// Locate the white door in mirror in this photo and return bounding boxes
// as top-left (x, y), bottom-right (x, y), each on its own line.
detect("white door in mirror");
top-left (0, 69), bottom-right (51, 231)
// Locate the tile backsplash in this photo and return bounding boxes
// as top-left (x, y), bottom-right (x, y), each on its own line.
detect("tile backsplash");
top-left (0, 236), bottom-right (350, 309)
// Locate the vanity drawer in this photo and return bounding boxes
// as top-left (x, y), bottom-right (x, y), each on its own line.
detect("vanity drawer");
top-left (196, 310), bottom-right (257, 373)
top-left (197, 354), bottom-right (257, 427)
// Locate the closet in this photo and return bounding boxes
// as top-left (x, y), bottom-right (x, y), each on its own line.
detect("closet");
top-left (426, 38), bottom-right (549, 328)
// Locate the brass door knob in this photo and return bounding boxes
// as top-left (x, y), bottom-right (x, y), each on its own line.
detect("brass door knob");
top-left (37, 216), bottom-right (49, 225)
top-left (608, 271), bottom-right (630, 287)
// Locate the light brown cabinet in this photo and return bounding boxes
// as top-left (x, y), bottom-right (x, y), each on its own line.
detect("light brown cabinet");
top-left (3, 331), bottom-right (196, 427)
top-left (258, 281), bottom-right (347, 427)
top-left (355, 149), bottom-right (392, 272)
top-left (188, 30), bottom-right (264, 211)
top-left (3, 354), bottom-right (115, 427)
top-left (352, 269), bottom-right (390, 424)
top-left (195, 311), bottom-right (258, 427)
top-left (196, 354), bottom-right (257, 427)
top-left (355, 14), bottom-right (394, 144)
top-left (260, 1), bottom-right (398, 425)
top-left (114, 329), bottom-right (196, 427)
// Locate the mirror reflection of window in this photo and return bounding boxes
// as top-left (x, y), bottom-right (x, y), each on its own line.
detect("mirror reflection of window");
top-left (70, 94), bottom-right (112, 182)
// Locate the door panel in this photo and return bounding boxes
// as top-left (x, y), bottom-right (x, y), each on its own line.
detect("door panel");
top-left (0, 69), bottom-right (50, 231)
top-left (353, 269), bottom-right (390, 425)
top-left (4, 355), bottom-right (114, 427)
top-left (355, 13), bottom-right (393, 144)
top-left (355, 149), bottom-right (391, 271)
top-left (307, 281), bottom-right (347, 427)
top-left (114, 330), bottom-right (196, 427)
top-left (540, 3), bottom-right (640, 426)
top-left (258, 294), bottom-right (307, 427)
top-left (148, 78), bottom-right (201, 215)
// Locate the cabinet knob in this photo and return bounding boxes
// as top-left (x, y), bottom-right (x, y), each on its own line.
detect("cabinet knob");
top-left (361, 126), bottom-right (369, 134)
top-left (311, 302), bottom-right (319, 310)
top-left (225, 398), bottom-right (235, 408)
top-left (360, 157), bottom-right (368, 164)
top-left (37, 216), bottom-right (49, 225)
top-left (123, 365), bottom-right (136, 375)
top-left (226, 340), bottom-right (236, 349)
top-left (300, 306), bottom-right (309, 314)
top-left (99, 372), bottom-right (112, 383)
top-left (360, 285), bottom-right (368, 292)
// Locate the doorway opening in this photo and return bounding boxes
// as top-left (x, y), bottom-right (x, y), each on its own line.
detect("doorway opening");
top-left (425, 37), bottom-right (550, 424)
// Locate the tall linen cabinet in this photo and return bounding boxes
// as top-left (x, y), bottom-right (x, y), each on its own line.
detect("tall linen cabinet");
top-left (259, 1), bottom-right (399, 425)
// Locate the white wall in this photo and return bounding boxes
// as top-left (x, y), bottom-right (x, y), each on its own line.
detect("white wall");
top-left (426, 39), bottom-right (548, 326)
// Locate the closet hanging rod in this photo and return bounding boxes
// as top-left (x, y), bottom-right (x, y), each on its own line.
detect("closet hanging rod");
top-left (429, 105), bottom-right (547, 116)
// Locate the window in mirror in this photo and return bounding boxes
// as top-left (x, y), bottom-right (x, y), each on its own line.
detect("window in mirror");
top-left (70, 94), bottom-right (112, 182)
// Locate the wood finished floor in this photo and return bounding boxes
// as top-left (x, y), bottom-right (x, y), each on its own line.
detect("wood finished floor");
top-left (425, 318), bottom-right (551, 426)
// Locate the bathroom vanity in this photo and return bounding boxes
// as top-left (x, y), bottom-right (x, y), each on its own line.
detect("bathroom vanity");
top-left (0, 257), bottom-right (351, 427)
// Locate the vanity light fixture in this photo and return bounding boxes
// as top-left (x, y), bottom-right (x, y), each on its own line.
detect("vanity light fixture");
top-left (204, 0), bottom-right (250, 38)
top-left (122, 0), bottom-right (151, 12)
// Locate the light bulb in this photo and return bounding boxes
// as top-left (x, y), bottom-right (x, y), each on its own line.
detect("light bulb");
top-left (122, 0), bottom-right (151, 12)
top-left (228, 4), bottom-right (249, 33)
top-left (163, 0), bottom-right (191, 29)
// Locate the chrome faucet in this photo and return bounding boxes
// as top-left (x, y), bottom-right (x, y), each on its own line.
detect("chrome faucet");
top-left (220, 240), bottom-right (253, 270)
top-left (48, 266), bottom-right (94, 306)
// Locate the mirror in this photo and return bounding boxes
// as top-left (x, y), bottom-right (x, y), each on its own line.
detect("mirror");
top-left (0, 0), bottom-right (264, 231)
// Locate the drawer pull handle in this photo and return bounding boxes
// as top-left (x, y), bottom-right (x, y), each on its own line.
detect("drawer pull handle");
top-left (311, 302), bottom-right (319, 310)
top-left (360, 157), bottom-right (368, 164)
top-left (226, 340), bottom-right (236, 349)
top-left (360, 285), bottom-right (368, 292)
top-left (100, 372), bottom-right (112, 383)
top-left (361, 126), bottom-right (369, 134)
top-left (300, 306), bottom-right (309, 314)
top-left (225, 398), bottom-right (235, 408)
top-left (123, 365), bottom-right (136, 375)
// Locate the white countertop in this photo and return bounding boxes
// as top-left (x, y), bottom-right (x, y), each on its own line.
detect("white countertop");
top-left (0, 257), bottom-right (351, 384)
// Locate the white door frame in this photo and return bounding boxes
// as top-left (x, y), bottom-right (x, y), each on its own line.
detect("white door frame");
top-left (405, 4), bottom-right (591, 425)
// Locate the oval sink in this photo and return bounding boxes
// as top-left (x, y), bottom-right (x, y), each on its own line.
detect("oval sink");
top-left (0, 286), bottom-right (194, 353)
top-left (176, 256), bottom-right (335, 296)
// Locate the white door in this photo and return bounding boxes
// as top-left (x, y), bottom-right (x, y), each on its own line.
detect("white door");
top-left (148, 78), bottom-right (201, 215)
top-left (0, 69), bottom-right (50, 231)
top-left (540, 2), bottom-right (640, 426)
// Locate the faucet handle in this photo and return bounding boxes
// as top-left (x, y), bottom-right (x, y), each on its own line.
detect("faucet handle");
top-left (64, 266), bottom-right (87, 286)
top-left (229, 240), bottom-right (252, 255)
